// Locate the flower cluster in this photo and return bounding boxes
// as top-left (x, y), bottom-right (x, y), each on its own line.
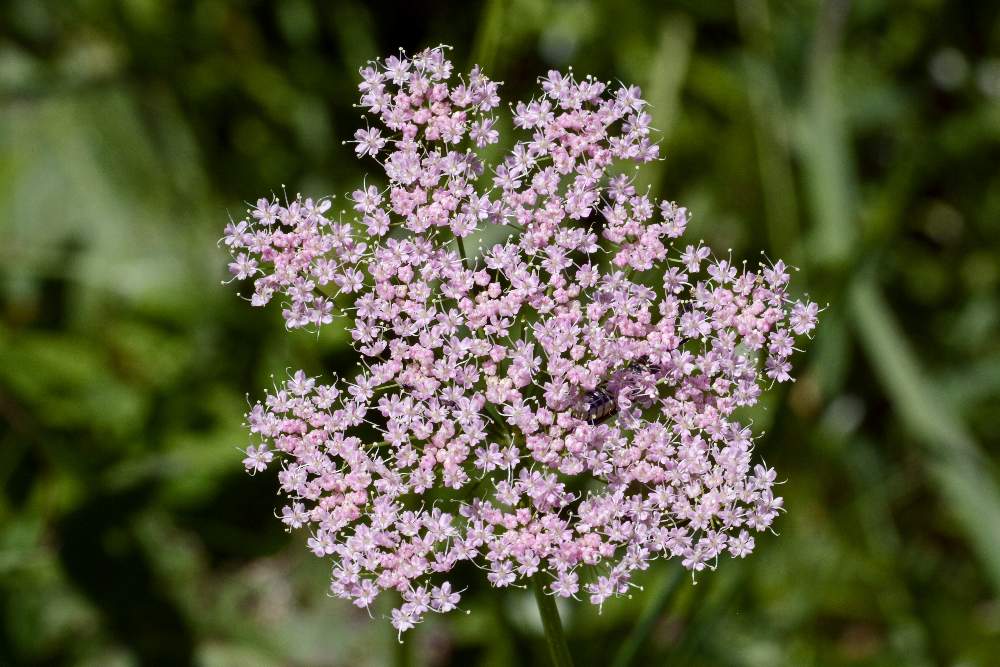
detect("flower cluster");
top-left (225, 46), bottom-right (818, 636)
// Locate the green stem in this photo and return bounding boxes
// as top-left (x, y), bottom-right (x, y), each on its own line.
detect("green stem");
top-left (532, 575), bottom-right (574, 667)
top-left (393, 629), bottom-right (412, 667)
top-left (455, 233), bottom-right (470, 268)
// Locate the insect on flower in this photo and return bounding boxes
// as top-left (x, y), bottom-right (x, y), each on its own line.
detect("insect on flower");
top-left (574, 357), bottom-right (659, 423)
top-left (575, 386), bottom-right (617, 424)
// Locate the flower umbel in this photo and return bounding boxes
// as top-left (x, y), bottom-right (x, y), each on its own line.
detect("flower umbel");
top-left (224, 45), bottom-right (818, 636)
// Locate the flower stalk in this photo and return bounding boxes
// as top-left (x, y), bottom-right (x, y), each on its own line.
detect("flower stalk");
top-left (455, 233), bottom-right (470, 268)
top-left (533, 575), bottom-right (574, 667)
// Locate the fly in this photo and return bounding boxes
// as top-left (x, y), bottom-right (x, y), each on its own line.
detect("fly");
top-left (573, 357), bottom-right (659, 424)
top-left (575, 387), bottom-right (617, 424)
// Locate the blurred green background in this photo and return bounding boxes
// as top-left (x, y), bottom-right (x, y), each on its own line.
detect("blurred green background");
top-left (2, 0), bottom-right (999, 665)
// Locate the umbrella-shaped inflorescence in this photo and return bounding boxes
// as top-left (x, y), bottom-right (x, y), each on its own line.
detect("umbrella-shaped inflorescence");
top-left (223, 45), bottom-right (818, 636)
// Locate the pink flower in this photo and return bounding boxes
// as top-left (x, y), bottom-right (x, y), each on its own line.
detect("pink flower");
top-left (241, 444), bottom-right (272, 474)
top-left (223, 45), bottom-right (820, 634)
top-left (353, 127), bottom-right (386, 157)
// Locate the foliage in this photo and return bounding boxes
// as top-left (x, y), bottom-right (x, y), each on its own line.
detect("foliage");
top-left (1, 1), bottom-right (998, 665)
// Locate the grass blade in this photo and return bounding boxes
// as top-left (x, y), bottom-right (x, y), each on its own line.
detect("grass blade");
top-left (634, 16), bottom-right (694, 194)
top-left (610, 565), bottom-right (684, 667)
top-left (850, 275), bottom-right (1000, 591)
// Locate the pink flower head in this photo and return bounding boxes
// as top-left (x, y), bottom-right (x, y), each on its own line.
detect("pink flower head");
top-left (223, 46), bottom-right (819, 633)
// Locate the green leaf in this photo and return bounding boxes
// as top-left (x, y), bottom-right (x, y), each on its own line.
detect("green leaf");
top-left (850, 275), bottom-right (1000, 592)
